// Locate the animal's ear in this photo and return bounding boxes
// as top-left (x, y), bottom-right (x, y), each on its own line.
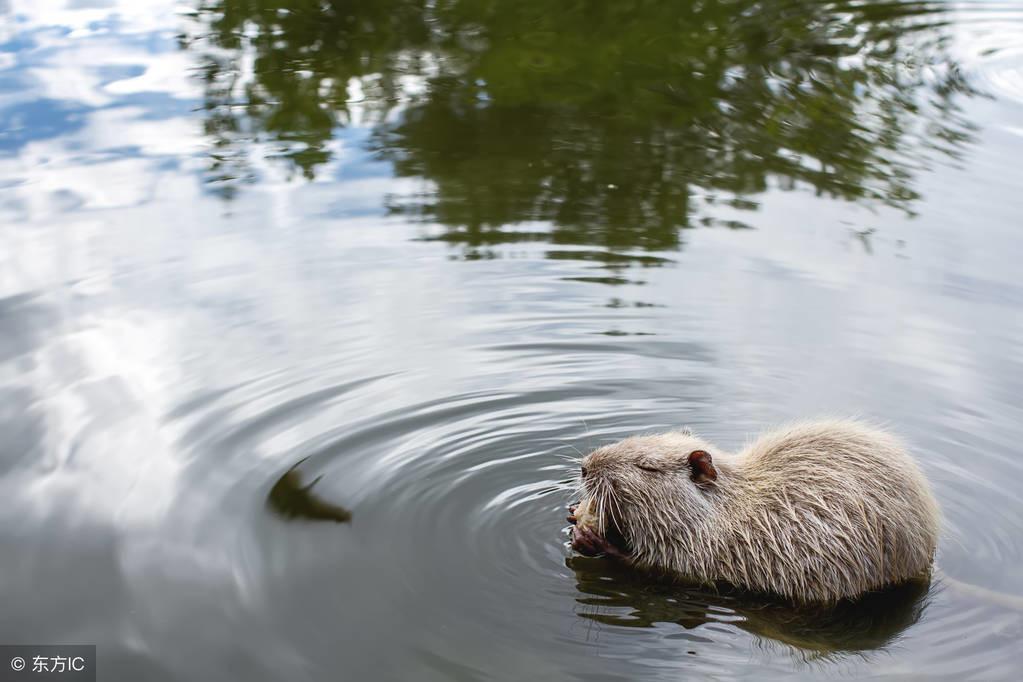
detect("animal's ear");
top-left (687, 450), bottom-right (717, 486)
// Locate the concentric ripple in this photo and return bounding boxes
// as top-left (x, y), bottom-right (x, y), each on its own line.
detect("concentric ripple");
top-left (145, 348), bottom-right (1023, 680)
top-left (2, 0), bottom-right (1023, 679)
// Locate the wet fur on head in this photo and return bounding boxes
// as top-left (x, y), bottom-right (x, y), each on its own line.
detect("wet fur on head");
top-left (573, 420), bottom-right (940, 603)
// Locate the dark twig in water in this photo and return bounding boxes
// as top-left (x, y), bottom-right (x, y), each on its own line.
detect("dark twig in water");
top-left (267, 463), bottom-right (352, 524)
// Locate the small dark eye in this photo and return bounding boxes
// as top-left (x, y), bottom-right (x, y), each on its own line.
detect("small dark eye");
top-left (636, 462), bottom-right (661, 472)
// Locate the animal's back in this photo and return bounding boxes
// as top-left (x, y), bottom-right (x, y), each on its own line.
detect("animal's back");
top-left (722, 420), bottom-right (940, 601)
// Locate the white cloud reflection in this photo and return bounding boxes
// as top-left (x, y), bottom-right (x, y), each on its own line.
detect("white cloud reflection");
top-left (2, 1), bottom-right (1023, 678)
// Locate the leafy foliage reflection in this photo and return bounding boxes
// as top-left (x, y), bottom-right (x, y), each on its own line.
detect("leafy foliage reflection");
top-left (188, 0), bottom-right (978, 251)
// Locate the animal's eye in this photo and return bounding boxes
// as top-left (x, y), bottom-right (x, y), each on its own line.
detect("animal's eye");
top-left (636, 461), bottom-right (663, 472)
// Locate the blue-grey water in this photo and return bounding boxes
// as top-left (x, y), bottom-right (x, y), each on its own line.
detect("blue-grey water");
top-left (2, 0), bottom-right (1023, 679)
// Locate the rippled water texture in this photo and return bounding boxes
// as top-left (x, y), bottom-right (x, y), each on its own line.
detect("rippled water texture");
top-left (2, 0), bottom-right (1023, 679)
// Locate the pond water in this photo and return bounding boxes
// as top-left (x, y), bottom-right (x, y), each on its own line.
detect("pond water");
top-left (2, 0), bottom-right (1023, 679)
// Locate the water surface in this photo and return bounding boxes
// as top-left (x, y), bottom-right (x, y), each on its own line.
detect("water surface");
top-left (2, 0), bottom-right (1023, 679)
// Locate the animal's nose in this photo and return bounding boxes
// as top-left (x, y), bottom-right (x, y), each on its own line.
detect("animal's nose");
top-left (580, 465), bottom-right (589, 479)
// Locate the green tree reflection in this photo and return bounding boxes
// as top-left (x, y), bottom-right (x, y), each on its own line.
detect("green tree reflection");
top-left (189, 0), bottom-right (977, 249)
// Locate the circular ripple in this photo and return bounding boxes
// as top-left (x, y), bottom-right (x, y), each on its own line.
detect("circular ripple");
top-left (155, 357), bottom-right (1023, 680)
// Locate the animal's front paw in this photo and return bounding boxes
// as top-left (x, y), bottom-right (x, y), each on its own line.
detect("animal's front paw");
top-left (570, 525), bottom-right (627, 559)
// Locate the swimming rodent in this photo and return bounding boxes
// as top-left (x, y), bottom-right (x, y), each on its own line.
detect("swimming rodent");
top-left (568, 420), bottom-right (940, 603)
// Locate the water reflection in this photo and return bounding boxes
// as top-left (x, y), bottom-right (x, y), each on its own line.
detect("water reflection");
top-left (189, 0), bottom-right (979, 251)
top-left (4, 0), bottom-right (1023, 679)
top-left (567, 556), bottom-right (931, 658)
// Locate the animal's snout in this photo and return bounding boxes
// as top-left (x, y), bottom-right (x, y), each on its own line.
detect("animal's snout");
top-left (580, 465), bottom-right (589, 479)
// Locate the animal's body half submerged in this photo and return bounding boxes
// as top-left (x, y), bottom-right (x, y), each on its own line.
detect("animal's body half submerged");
top-left (568, 420), bottom-right (940, 602)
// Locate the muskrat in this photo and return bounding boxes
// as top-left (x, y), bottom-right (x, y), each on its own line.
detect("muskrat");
top-left (568, 420), bottom-right (940, 603)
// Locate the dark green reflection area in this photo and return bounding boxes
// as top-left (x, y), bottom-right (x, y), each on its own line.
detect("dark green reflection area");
top-left (189, 0), bottom-right (977, 251)
top-left (567, 556), bottom-right (930, 656)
